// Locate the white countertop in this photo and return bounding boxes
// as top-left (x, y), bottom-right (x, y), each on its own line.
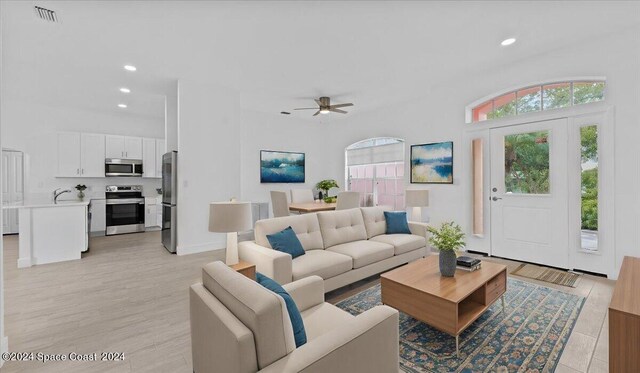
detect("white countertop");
top-left (2, 199), bottom-right (90, 210)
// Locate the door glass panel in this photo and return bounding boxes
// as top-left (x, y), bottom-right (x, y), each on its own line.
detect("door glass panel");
top-left (504, 130), bottom-right (550, 194)
top-left (580, 125), bottom-right (598, 251)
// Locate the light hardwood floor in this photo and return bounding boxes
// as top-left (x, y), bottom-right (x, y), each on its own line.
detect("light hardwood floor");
top-left (2, 232), bottom-right (614, 372)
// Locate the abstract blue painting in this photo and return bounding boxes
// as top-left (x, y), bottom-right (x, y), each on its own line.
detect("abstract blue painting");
top-left (260, 150), bottom-right (305, 183)
top-left (411, 141), bottom-right (453, 184)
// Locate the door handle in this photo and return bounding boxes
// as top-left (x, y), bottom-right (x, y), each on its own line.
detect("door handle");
top-left (491, 196), bottom-right (502, 201)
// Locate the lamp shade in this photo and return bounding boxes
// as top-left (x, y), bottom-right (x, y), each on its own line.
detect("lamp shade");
top-left (209, 201), bottom-right (253, 233)
top-left (405, 190), bottom-right (429, 207)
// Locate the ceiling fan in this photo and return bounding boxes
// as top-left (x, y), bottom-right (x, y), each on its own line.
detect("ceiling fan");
top-left (294, 97), bottom-right (354, 116)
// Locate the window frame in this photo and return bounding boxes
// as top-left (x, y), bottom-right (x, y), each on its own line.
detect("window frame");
top-left (466, 78), bottom-right (606, 124)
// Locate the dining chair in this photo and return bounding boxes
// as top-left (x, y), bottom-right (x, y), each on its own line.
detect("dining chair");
top-left (270, 191), bottom-right (290, 217)
top-left (336, 191), bottom-right (361, 210)
top-left (290, 189), bottom-right (314, 203)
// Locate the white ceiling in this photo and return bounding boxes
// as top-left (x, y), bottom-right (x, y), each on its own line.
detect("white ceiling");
top-left (2, 1), bottom-right (639, 121)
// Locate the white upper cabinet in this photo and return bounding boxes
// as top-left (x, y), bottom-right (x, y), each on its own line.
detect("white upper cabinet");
top-left (57, 132), bottom-right (163, 178)
top-left (142, 138), bottom-right (157, 178)
top-left (124, 137), bottom-right (143, 159)
top-left (57, 133), bottom-right (82, 177)
top-left (80, 133), bottom-right (105, 177)
top-left (105, 135), bottom-right (125, 158)
top-left (155, 139), bottom-right (166, 177)
top-left (105, 135), bottom-right (143, 159)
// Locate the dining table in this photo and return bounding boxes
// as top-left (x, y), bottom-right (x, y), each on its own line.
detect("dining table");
top-left (289, 201), bottom-right (337, 213)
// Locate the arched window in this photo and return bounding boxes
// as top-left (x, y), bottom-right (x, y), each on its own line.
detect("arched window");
top-left (345, 137), bottom-right (405, 210)
top-left (468, 80), bottom-right (605, 123)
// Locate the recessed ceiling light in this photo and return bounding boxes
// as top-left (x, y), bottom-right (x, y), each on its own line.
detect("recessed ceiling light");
top-left (120, 87), bottom-right (131, 93)
top-left (123, 65), bottom-right (137, 71)
top-left (118, 104), bottom-right (127, 108)
top-left (501, 38), bottom-right (516, 46)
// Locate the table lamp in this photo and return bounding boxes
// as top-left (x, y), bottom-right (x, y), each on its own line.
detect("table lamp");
top-left (209, 201), bottom-right (253, 265)
top-left (405, 189), bottom-right (429, 222)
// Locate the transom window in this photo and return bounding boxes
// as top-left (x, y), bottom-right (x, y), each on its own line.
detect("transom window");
top-left (470, 80), bottom-right (605, 123)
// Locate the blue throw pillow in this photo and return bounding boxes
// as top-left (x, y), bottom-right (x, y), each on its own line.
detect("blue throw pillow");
top-left (256, 272), bottom-right (307, 348)
top-left (266, 226), bottom-right (305, 259)
top-left (384, 211), bottom-right (411, 234)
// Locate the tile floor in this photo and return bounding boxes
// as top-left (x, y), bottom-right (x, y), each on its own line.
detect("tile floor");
top-left (1, 232), bottom-right (614, 372)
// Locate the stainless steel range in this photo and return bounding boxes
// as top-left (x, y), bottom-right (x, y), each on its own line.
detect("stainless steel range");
top-left (105, 185), bottom-right (145, 235)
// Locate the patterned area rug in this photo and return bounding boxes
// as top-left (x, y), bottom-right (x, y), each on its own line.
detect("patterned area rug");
top-left (511, 263), bottom-right (581, 288)
top-left (335, 278), bottom-right (584, 372)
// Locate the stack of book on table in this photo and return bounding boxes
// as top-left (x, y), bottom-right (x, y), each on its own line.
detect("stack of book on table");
top-left (456, 256), bottom-right (481, 272)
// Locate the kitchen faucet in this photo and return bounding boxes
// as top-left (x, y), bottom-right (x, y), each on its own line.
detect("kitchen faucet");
top-left (53, 188), bottom-right (72, 204)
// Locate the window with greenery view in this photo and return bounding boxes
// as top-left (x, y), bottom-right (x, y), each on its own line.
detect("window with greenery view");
top-left (504, 130), bottom-right (550, 194)
top-left (471, 80), bottom-right (605, 123)
top-left (581, 125), bottom-right (598, 251)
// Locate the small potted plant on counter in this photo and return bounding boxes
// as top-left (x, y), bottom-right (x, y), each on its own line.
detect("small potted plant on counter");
top-left (75, 184), bottom-right (87, 200)
top-left (427, 221), bottom-right (466, 277)
top-left (316, 179), bottom-right (339, 203)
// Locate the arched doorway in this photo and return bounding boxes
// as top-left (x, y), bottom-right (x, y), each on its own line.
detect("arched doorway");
top-left (345, 138), bottom-right (405, 210)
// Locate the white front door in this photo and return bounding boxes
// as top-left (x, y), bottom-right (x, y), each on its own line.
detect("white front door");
top-left (490, 118), bottom-right (569, 268)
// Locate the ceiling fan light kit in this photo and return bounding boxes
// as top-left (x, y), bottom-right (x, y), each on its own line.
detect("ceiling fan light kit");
top-left (294, 96), bottom-right (354, 116)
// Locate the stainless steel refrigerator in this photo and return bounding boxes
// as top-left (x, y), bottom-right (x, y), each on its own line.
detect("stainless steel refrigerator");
top-left (162, 151), bottom-right (178, 253)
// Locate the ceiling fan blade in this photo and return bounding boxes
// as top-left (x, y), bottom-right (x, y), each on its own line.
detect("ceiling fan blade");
top-left (313, 110), bottom-right (321, 116)
top-left (329, 103), bottom-right (354, 109)
top-left (329, 108), bottom-right (348, 114)
top-left (294, 107), bottom-right (318, 110)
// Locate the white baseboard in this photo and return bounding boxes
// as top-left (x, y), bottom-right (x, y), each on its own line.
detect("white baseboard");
top-left (177, 242), bottom-right (225, 256)
top-left (17, 258), bottom-right (31, 268)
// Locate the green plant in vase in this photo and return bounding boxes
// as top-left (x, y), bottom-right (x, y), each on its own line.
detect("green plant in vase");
top-left (315, 179), bottom-right (339, 203)
top-left (75, 184), bottom-right (87, 200)
top-left (427, 221), bottom-right (466, 277)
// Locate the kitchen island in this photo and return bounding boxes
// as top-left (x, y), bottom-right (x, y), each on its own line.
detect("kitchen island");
top-left (3, 200), bottom-right (89, 268)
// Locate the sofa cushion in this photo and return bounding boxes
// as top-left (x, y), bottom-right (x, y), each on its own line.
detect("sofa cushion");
top-left (300, 303), bottom-right (354, 341)
top-left (360, 206), bottom-right (391, 239)
top-left (317, 209), bottom-right (368, 248)
top-left (326, 240), bottom-right (394, 269)
top-left (370, 234), bottom-right (426, 255)
top-left (256, 273), bottom-right (307, 348)
top-left (266, 226), bottom-right (306, 259)
top-left (255, 214), bottom-right (324, 251)
top-left (201, 261), bottom-right (295, 369)
top-left (384, 211), bottom-right (411, 234)
top-left (292, 250), bottom-right (352, 281)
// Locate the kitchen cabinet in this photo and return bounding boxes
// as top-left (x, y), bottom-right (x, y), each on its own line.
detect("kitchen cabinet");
top-left (80, 133), bottom-right (106, 177)
top-left (155, 139), bottom-right (165, 177)
top-left (57, 133), bottom-right (82, 177)
top-left (105, 135), bottom-right (143, 159)
top-left (57, 133), bottom-right (106, 178)
top-left (143, 138), bottom-right (157, 178)
top-left (145, 197), bottom-right (161, 228)
top-left (90, 199), bottom-right (106, 234)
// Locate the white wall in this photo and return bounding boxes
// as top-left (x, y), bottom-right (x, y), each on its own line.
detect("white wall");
top-left (176, 79), bottom-right (241, 255)
top-left (165, 81), bottom-right (179, 152)
top-left (239, 110), bottom-right (343, 210)
top-left (320, 27), bottom-right (640, 277)
top-left (0, 99), bottom-right (164, 199)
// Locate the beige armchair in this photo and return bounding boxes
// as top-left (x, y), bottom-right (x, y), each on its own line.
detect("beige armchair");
top-left (190, 261), bottom-right (399, 373)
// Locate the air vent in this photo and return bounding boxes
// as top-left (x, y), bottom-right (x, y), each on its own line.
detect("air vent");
top-left (34, 6), bottom-right (58, 23)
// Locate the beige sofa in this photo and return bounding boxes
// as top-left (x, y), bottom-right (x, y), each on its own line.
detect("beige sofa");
top-left (190, 261), bottom-right (399, 373)
top-left (239, 207), bottom-right (428, 292)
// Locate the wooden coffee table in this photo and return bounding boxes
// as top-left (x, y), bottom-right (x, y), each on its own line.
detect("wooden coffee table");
top-left (380, 255), bottom-right (507, 356)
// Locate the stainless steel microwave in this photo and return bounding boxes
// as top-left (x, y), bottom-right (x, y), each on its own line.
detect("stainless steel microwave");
top-left (105, 158), bottom-right (143, 177)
